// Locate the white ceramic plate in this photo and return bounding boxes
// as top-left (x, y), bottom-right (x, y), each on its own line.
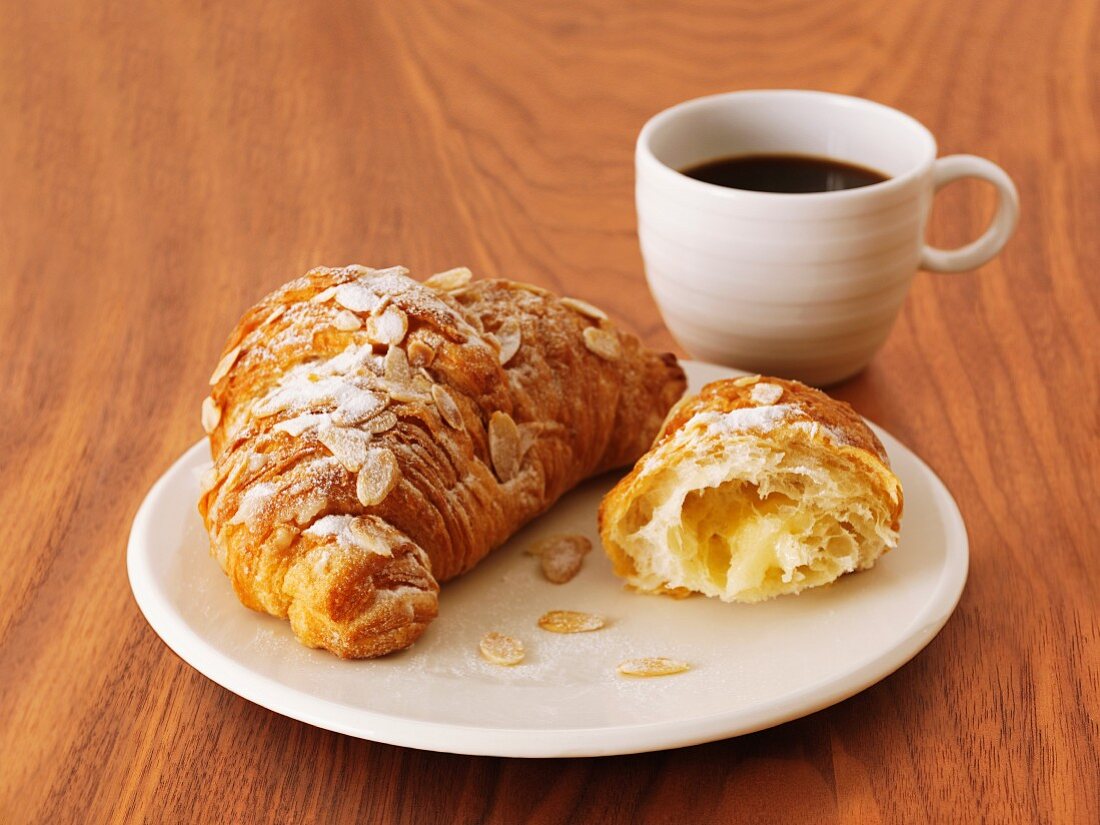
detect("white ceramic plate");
top-left (128, 361), bottom-right (967, 757)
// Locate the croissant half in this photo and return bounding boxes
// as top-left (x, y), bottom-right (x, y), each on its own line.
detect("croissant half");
top-left (599, 376), bottom-right (903, 602)
top-left (198, 265), bottom-right (686, 658)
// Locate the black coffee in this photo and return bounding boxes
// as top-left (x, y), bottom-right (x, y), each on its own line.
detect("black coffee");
top-left (680, 153), bottom-right (888, 193)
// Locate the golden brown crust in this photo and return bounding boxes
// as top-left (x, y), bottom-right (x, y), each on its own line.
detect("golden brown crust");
top-left (198, 265), bottom-right (685, 658)
top-left (657, 375), bottom-right (890, 464)
top-left (599, 375), bottom-right (903, 591)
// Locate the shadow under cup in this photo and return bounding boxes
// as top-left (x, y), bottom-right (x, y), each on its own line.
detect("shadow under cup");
top-left (636, 91), bottom-right (939, 386)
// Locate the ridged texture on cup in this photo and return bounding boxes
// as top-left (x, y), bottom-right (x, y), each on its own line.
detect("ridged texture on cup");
top-left (637, 172), bottom-right (932, 385)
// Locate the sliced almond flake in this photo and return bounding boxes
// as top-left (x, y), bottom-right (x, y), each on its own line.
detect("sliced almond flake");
top-left (346, 517), bottom-right (393, 556)
top-left (497, 319), bottom-right (521, 365)
top-left (311, 286), bottom-right (338, 304)
top-left (582, 327), bottom-right (621, 361)
top-left (527, 534), bottom-right (591, 584)
top-left (293, 489), bottom-right (327, 526)
top-left (412, 373), bottom-right (433, 394)
top-left (334, 282), bottom-right (383, 313)
top-left (356, 447), bottom-right (400, 506)
top-left (330, 390), bottom-right (388, 427)
top-left (478, 632), bottom-right (524, 666)
top-left (424, 266), bottom-right (473, 291)
top-left (431, 385), bottom-right (463, 429)
top-left (372, 265), bottom-right (411, 279)
top-left (365, 410), bottom-right (398, 434)
top-left (750, 382), bottom-right (784, 405)
top-left (333, 309), bottom-right (363, 331)
top-left (366, 305), bottom-right (408, 345)
top-left (537, 610), bottom-right (604, 634)
top-left (733, 374), bottom-right (761, 387)
top-left (507, 280), bottom-right (549, 296)
top-left (372, 293), bottom-right (392, 316)
top-left (273, 413), bottom-right (330, 436)
top-left (198, 466), bottom-right (219, 495)
top-left (201, 396), bottom-right (222, 434)
top-left (222, 454), bottom-right (248, 492)
top-left (388, 387), bottom-right (428, 403)
top-left (384, 346), bottom-right (411, 384)
top-left (317, 426), bottom-right (372, 472)
top-left (488, 411), bottom-right (521, 482)
top-left (617, 657), bottom-right (691, 678)
top-left (407, 338), bottom-right (435, 367)
top-left (209, 345), bottom-right (243, 385)
top-left (561, 296), bottom-right (608, 321)
top-left (261, 305), bottom-right (286, 327)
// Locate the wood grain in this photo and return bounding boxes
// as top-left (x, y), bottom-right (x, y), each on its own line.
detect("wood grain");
top-left (1, 0), bottom-right (1097, 822)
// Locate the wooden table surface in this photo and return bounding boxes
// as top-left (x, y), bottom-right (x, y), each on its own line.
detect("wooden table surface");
top-left (2, 0), bottom-right (1097, 822)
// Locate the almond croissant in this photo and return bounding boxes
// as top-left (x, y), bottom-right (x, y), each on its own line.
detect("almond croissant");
top-left (198, 265), bottom-right (686, 658)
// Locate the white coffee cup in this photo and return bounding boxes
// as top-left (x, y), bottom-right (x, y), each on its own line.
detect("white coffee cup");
top-left (636, 90), bottom-right (1019, 386)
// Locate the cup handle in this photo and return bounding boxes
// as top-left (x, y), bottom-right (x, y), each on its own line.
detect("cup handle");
top-left (920, 154), bottom-right (1020, 273)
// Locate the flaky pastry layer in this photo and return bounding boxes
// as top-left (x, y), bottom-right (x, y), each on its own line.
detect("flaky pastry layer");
top-left (599, 376), bottom-right (903, 602)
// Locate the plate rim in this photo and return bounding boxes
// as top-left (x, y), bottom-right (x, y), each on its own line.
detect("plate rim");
top-left (127, 361), bottom-right (969, 757)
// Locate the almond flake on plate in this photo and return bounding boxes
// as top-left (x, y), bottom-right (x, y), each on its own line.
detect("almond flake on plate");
top-left (478, 632), bottom-right (525, 666)
top-left (527, 534), bottom-right (591, 584)
top-left (617, 657), bottom-right (690, 678)
top-left (582, 326), bottom-right (621, 361)
top-left (537, 610), bottom-right (604, 634)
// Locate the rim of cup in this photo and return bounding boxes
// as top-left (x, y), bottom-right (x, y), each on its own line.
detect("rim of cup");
top-left (636, 89), bottom-right (938, 202)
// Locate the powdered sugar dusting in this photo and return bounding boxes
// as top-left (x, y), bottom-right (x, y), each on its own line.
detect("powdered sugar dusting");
top-left (696, 404), bottom-right (799, 435)
top-left (229, 481), bottom-right (279, 527)
top-left (304, 514), bottom-right (393, 556)
top-left (224, 457), bottom-right (347, 532)
top-left (791, 420), bottom-right (821, 440)
top-left (252, 343), bottom-right (386, 435)
top-left (274, 413), bottom-right (332, 436)
top-left (334, 282), bottom-right (384, 313)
